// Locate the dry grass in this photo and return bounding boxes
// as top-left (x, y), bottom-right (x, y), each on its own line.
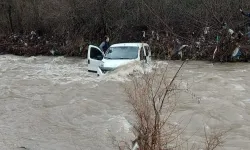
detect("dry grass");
top-left (117, 62), bottom-right (231, 150)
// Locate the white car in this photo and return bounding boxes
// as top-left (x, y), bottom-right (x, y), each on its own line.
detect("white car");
top-left (87, 43), bottom-right (152, 76)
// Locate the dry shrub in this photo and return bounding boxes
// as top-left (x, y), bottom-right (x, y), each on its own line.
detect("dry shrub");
top-left (119, 62), bottom-right (231, 150)
top-left (203, 127), bottom-right (231, 150)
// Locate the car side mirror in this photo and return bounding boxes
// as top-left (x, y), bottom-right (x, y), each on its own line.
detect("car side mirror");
top-left (96, 55), bottom-right (103, 60)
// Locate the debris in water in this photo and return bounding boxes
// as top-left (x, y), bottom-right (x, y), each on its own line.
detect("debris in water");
top-left (232, 46), bottom-right (241, 59)
top-left (50, 49), bottom-right (55, 55)
top-left (18, 146), bottom-right (29, 150)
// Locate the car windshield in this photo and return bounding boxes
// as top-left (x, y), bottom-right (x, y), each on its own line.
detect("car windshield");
top-left (104, 46), bottom-right (139, 59)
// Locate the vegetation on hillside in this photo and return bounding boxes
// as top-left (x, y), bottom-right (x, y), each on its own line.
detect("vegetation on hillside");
top-left (0, 0), bottom-right (250, 61)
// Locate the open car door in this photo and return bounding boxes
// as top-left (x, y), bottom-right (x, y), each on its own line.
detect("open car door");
top-left (87, 45), bottom-right (104, 72)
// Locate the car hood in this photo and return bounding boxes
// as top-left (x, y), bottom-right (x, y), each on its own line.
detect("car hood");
top-left (101, 59), bottom-right (137, 68)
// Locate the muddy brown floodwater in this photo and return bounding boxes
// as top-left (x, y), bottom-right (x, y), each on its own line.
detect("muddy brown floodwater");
top-left (0, 55), bottom-right (250, 150)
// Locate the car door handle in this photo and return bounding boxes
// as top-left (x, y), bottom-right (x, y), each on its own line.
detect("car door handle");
top-left (88, 59), bottom-right (90, 64)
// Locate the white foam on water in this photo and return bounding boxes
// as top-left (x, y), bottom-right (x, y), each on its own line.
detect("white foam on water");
top-left (242, 99), bottom-right (250, 103)
top-left (239, 115), bottom-right (244, 120)
top-left (108, 115), bottom-right (132, 133)
top-left (237, 102), bottom-right (246, 108)
top-left (1, 56), bottom-right (166, 84)
top-left (231, 69), bottom-right (247, 73)
top-left (1, 55), bottom-right (20, 62)
top-left (101, 61), bottom-right (155, 82)
top-left (240, 69), bottom-right (247, 72)
top-left (204, 124), bottom-right (210, 130)
top-left (230, 78), bottom-right (243, 81)
top-left (155, 60), bottom-right (169, 66)
top-left (25, 56), bottom-right (37, 63)
top-left (232, 84), bottom-right (245, 91)
top-left (51, 56), bottom-right (67, 64)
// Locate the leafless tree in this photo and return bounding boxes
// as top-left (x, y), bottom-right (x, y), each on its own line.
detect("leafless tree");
top-left (118, 62), bottom-right (231, 150)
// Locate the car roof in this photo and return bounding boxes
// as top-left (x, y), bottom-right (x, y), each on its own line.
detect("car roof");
top-left (110, 43), bottom-right (149, 47)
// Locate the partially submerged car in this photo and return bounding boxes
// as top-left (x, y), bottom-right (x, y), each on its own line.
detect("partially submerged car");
top-left (87, 43), bottom-right (151, 76)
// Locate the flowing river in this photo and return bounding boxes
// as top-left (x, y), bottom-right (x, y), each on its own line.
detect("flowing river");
top-left (0, 55), bottom-right (250, 150)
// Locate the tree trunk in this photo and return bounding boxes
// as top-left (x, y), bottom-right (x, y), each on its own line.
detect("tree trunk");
top-left (7, 4), bottom-right (13, 33)
top-left (99, 0), bottom-right (107, 36)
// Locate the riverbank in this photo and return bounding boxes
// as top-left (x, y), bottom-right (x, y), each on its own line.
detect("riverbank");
top-left (1, 33), bottom-right (250, 62)
top-left (0, 33), bottom-right (89, 57)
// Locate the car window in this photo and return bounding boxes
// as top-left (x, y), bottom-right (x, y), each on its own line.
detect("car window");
top-left (104, 46), bottom-right (139, 59)
top-left (90, 47), bottom-right (103, 60)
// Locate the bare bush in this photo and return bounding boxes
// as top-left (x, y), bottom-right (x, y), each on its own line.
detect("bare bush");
top-left (119, 62), bottom-right (230, 150)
